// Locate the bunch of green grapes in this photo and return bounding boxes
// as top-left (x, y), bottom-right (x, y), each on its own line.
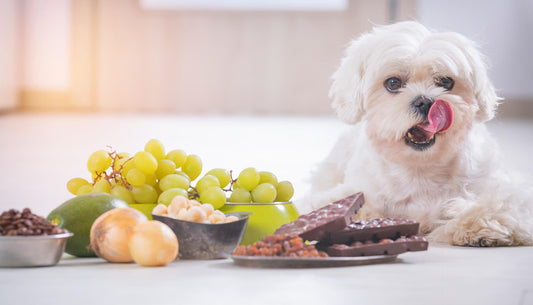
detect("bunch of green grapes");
top-left (228, 167), bottom-right (294, 204)
top-left (66, 139), bottom-right (202, 207)
top-left (67, 139), bottom-right (295, 209)
top-left (191, 167), bottom-right (294, 206)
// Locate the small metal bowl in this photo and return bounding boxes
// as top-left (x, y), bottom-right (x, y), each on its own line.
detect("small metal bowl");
top-left (0, 232), bottom-right (73, 267)
top-left (153, 212), bottom-right (251, 260)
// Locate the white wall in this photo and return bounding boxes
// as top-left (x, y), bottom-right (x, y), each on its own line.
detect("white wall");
top-left (417, 0), bottom-right (533, 101)
top-left (21, 0), bottom-right (71, 91)
top-left (0, 0), bottom-right (19, 111)
top-left (5, 0), bottom-right (531, 113)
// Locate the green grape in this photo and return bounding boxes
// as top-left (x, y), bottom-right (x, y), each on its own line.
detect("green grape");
top-left (131, 184), bottom-right (158, 204)
top-left (195, 175), bottom-right (220, 194)
top-left (182, 154), bottom-right (202, 181)
top-left (232, 180), bottom-right (240, 190)
top-left (159, 174), bottom-right (190, 192)
top-left (174, 170), bottom-right (190, 180)
top-left (206, 168), bottom-right (231, 188)
top-left (275, 181), bottom-right (294, 202)
top-left (93, 179), bottom-right (111, 193)
top-left (111, 185), bottom-right (135, 205)
top-left (144, 138), bottom-right (166, 161)
top-left (155, 159), bottom-right (176, 179)
top-left (87, 150), bottom-right (112, 174)
top-left (121, 159), bottom-right (135, 176)
top-left (126, 168), bottom-right (146, 186)
top-left (229, 188), bottom-right (251, 203)
top-left (237, 167), bottom-right (260, 191)
top-left (109, 179), bottom-right (118, 187)
top-left (113, 152), bottom-right (131, 171)
top-left (259, 171), bottom-right (278, 187)
top-left (251, 183), bottom-right (277, 203)
top-left (199, 186), bottom-right (226, 209)
top-left (67, 177), bottom-right (90, 195)
top-left (118, 152), bottom-right (131, 158)
top-left (76, 184), bottom-right (93, 195)
top-left (157, 188), bottom-right (188, 206)
top-left (134, 151), bottom-right (158, 174)
top-left (144, 173), bottom-right (158, 187)
top-left (166, 149), bottom-right (187, 168)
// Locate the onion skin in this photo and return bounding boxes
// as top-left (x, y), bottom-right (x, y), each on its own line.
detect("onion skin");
top-left (128, 221), bottom-right (179, 266)
top-left (90, 208), bottom-right (148, 263)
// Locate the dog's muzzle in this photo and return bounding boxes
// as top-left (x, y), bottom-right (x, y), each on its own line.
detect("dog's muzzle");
top-left (405, 98), bottom-right (453, 151)
top-left (411, 96), bottom-right (434, 118)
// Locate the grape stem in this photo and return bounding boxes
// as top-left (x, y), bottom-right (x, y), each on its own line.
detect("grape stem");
top-left (222, 170), bottom-right (237, 192)
top-left (188, 187), bottom-right (200, 200)
top-left (90, 148), bottom-right (132, 190)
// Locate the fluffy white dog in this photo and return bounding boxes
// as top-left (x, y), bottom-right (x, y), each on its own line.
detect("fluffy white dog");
top-left (299, 21), bottom-right (533, 247)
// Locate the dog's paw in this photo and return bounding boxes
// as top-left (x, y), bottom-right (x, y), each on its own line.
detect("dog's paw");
top-left (429, 217), bottom-right (518, 247)
top-left (451, 219), bottom-right (515, 247)
top-left (461, 235), bottom-right (504, 247)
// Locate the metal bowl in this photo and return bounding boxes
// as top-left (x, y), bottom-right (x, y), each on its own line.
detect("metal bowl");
top-left (0, 232), bottom-right (73, 267)
top-left (153, 212), bottom-right (251, 260)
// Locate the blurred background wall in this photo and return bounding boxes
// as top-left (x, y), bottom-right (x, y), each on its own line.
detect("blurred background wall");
top-left (1, 0), bottom-right (532, 116)
top-left (0, 0), bottom-right (20, 111)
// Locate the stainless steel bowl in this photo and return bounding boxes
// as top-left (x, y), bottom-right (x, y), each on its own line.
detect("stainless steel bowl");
top-left (0, 232), bottom-right (73, 267)
top-left (153, 212), bottom-right (251, 259)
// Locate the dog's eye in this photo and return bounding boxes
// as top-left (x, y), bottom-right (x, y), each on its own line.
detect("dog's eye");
top-left (435, 77), bottom-right (454, 91)
top-left (384, 77), bottom-right (403, 93)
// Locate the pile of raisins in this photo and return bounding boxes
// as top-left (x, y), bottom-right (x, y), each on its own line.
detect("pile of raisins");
top-left (232, 234), bottom-right (328, 258)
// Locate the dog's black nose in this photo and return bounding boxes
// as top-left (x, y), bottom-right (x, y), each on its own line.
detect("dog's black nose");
top-left (411, 96), bottom-right (433, 117)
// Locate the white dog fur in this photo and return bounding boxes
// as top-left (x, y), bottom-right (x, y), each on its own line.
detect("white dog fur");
top-left (298, 21), bottom-right (533, 247)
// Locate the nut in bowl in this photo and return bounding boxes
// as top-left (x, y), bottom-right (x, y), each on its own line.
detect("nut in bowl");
top-left (152, 212), bottom-right (251, 259)
top-left (151, 196), bottom-right (251, 259)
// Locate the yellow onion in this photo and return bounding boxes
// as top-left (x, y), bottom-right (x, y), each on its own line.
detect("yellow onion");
top-left (128, 221), bottom-right (179, 266)
top-left (90, 208), bottom-right (148, 263)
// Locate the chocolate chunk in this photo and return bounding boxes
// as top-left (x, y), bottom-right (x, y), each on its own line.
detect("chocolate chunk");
top-left (326, 236), bottom-right (428, 257)
top-left (274, 193), bottom-right (365, 241)
top-left (328, 218), bottom-right (420, 244)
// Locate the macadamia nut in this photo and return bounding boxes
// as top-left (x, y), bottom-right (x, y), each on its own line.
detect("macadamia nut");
top-left (157, 195), bottom-right (239, 224)
top-left (152, 204), bottom-right (168, 215)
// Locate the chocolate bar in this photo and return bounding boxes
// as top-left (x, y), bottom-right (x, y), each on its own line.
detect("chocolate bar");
top-left (326, 236), bottom-right (428, 257)
top-left (274, 193), bottom-right (365, 241)
top-left (328, 218), bottom-right (420, 244)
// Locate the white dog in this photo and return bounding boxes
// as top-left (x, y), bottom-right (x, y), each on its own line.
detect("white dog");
top-left (299, 21), bottom-right (533, 247)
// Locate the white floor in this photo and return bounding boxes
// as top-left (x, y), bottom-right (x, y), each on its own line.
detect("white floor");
top-left (0, 112), bottom-right (348, 215)
top-left (1, 112), bottom-right (532, 215)
top-left (1, 112), bottom-right (533, 305)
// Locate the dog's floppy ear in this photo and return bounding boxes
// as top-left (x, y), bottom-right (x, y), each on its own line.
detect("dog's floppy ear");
top-left (329, 37), bottom-right (370, 124)
top-left (470, 51), bottom-right (502, 122)
top-left (456, 35), bottom-right (502, 122)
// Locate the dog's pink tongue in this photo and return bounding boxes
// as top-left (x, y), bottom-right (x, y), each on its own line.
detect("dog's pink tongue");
top-left (420, 99), bottom-right (453, 134)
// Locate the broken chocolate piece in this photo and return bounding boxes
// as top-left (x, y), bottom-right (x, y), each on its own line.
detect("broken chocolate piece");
top-left (274, 193), bottom-right (365, 241)
top-left (328, 218), bottom-right (420, 244)
top-left (326, 236), bottom-right (428, 257)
